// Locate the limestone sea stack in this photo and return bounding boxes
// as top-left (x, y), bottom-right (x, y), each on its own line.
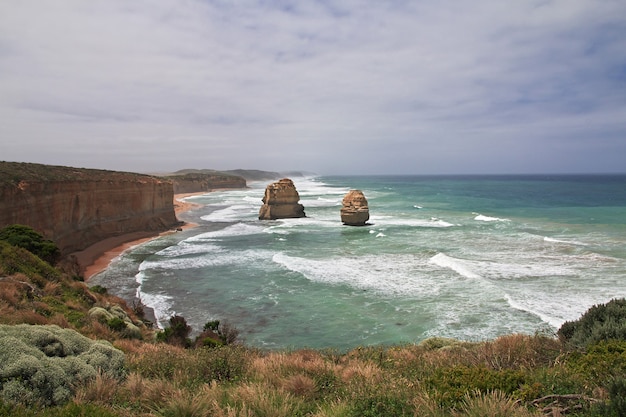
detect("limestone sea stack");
top-left (341, 190), bottom-right (370, 226)
top-left (258, 178), bottom-right (306, 220)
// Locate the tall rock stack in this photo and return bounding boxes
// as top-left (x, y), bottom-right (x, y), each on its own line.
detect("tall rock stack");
top-left (340, 190), bottom-right (370, 226)
top-left (258, 178), bottom-right (306, 220)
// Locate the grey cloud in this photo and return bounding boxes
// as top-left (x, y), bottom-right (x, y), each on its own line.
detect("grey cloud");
top-left (0, 0), bottom-right (624, 174)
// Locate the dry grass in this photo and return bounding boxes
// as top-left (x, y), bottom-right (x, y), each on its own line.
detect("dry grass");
top-left (3, 308), bottom-right (49, 325)
top-left (453, 390), bottom-right (543, 417)
top-left (43, 280), bottom-right (62, 296)
top-left (74, 371), bottom-right (119, 405)
top-left (338, 359), bottom-right (382, 384)
top-left (48, 313), bottom-right (71, 328)
top-left (473, 334), bottom-right (562, 370)
top-left (0, 281), bottom-right (20, 306)
top-left (113, 338), bottom-right (147, 354)
top-left (282, 374), bottom-right (317, 398)
top-left (82, 319), bottom-right (117, 340)
top-left (230, 382), bottom-right (303, 417)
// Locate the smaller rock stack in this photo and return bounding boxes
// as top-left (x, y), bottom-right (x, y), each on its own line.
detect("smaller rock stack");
top-left (340, 190), bottom-right (370, 226)
top-left (258, 178), bottom-right (306, 220)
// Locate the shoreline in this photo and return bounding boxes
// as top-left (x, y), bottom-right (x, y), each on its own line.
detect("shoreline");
top-left (80, 192), bottom-right (205, 280)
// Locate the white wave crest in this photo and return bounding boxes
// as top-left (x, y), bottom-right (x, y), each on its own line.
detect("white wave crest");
top-left (188, 223), bottom-right (266, 240)
top-left (504, 294), bottom-right (562, 328)
top-left (135, 271), bottom-right (174, 329)
top-left (429, 253), bottom-right (481, 279)
top-left (369, 215), bottom-right (455, 228)
top-left (473, 213), bottom-right (510, 222)
top-left (200, 204), bottom-right (257, 222)
top-left (543, 237), bottom-right (588, 246)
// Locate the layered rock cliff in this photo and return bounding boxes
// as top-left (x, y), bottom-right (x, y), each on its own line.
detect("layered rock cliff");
top-left (340, 190), bottom-right (370, 226)
top-left (258, 178), bottom-right (306, 220)
top-left (166, 173), bottom-right (247, 194)
top-left (0, 162), bottom-right (179, 256)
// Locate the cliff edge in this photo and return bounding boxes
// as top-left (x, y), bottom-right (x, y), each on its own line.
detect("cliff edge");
top-left (164, 172), bottom-right (247, 194)
top-left (0, 162), bottom-right (179, 259)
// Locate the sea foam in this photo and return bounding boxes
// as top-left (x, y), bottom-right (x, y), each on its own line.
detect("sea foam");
top-left (473, 213), bottom-right (510, 222)
top-left (272, 252), bottom-right (441, 296)
top-left (429, 253), bottom-right (482, 279)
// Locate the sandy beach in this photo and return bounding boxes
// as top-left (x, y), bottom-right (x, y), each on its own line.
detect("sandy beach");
top-left (81, 193), bottom-right (204, 280)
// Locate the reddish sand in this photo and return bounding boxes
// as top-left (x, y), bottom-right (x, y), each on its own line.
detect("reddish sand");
top-left (82, 193), bottom-right (204, 280)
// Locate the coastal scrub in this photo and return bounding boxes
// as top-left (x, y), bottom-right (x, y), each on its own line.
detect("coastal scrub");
top-left (0, 324), bottom-right (125, 406)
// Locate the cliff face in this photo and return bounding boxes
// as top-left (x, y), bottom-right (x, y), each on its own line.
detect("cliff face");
top-left (0, 162), bottom-right (179, 255)
top-left (168, 173), bottom-right (247, 194)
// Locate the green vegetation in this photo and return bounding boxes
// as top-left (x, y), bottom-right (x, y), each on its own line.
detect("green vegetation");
top-left (0, 324), bottom-right (125, 407)
top-left (558, 298), bottom-right (626, 349)
top-left (0, 161), bottom-right (160, 186)
top-left (0, 225), bottom-right (60, 265)
top-left (1, 226), bottom-right (625, 415)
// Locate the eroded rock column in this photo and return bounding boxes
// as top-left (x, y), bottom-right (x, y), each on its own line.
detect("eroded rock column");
top-left (258, 178), bottom-right (306, 220)
top-left (340, 190), bottom-right (369, 226)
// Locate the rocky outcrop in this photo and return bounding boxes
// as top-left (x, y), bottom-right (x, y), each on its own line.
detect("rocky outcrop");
top-left (166, 173), bottom-right (247, 194)
top-left (258, 178), bottom-right (306, 220)
top-left (0, 162), bottom-right (179, 256)
top-left (341, 190), bottom-right (370, 226)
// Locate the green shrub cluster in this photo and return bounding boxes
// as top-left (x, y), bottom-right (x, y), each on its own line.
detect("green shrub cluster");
top-left (0, 324), bottom-right (125, 407)
top-left (558, 298), bottom-right (626, 349)
top-left (0, 225), bottom-right (60, 265)
top-left (0, 241), bottom-right (60, 284)
top-left (155, 315), bottom-right (192, 347)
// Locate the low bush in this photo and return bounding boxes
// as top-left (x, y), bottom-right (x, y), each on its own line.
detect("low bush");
top-left (0, 241), bottom-right (60, 285)
top-left (0, 324), bottom-right (125, 407)
top-left (558, 298), bottom-right (626, 349)
top-left (0, 225), bottom-right (60, 265)
top-left (155, 314), bottom-right (191, 347)
top-left (589, 377), bottom-right (626, 416)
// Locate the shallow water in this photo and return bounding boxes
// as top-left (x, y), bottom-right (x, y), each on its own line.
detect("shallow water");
top-left (91, 175), bottom-right (626, 350)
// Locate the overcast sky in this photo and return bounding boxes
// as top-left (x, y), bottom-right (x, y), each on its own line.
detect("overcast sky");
top-left (1, 1), bottom-right (625, 175)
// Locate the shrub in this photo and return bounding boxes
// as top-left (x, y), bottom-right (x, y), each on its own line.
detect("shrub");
top-left (564, 340), bottom-right (626, 386)
top-left (195, 319), bottom-right (240, 347)
top-left (426, 365), bottom-right (526, 408)
top-left (0, 241), bottom-right (60, 284)
top-left (0, 225), bottom-right (60, 265)
top-left (558, 298), bottom-right (626, 349)
top-left (89, 285), bottom-right (107, 295)
top-left (589, 377), bottom-right (626, 416)
top-left (156, 315), bottom-right (191, 347)
top-left (0, 324), bottom-right (125, 406)
top-left (107, 317), bottom-right (127, 332)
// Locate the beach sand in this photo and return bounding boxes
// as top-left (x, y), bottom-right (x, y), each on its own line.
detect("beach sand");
top-left (81, 193), bottom-right (204, 280)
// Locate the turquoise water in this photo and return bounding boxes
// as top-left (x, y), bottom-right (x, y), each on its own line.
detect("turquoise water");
top-left (91, 175), bottom-right (626, 350)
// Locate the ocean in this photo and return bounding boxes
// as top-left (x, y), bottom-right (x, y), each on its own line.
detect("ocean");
top-left (90, 175), bottom-right (626, 350)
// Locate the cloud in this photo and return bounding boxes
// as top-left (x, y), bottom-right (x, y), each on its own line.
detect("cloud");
top-left (0, 0), bottom-right (625, 174)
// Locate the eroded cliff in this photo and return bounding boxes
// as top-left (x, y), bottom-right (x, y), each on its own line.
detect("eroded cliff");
top-left (166, 172), bottom-right (247, 194)
top-left (0, 162), bottom-right (179, 257)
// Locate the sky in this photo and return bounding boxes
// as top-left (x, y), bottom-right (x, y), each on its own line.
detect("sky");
top-left (1, 0), bottom-right (625, 175)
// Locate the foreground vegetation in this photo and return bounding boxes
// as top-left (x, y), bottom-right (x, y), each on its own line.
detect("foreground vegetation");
top-left (1, 225), bottom-right (625, 416)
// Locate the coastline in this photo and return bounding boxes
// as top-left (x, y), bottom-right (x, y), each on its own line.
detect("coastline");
top-left (81, 193), bottom-right (204, 280)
